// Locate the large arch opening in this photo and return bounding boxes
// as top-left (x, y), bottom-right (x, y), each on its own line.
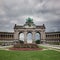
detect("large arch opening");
top-left (19, 32), bottom-right (24, 43)
top-left (27, 32), bottom-right (32, 43)
top-left (35, 32), bottom-right (41, 44)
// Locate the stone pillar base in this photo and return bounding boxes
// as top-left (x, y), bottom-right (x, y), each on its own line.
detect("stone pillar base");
top-left (41, 40), bottom-right (46, 44)
top-left (32, 41), bottom-right (36, 44)
top-left (24, 41), bottom-right (27, 44)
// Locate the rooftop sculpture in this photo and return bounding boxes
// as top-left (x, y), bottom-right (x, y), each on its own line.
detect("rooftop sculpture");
top-left (26, 17), bottom-right (33, 23)
top-left (24, 17), bottom-right (35, 27)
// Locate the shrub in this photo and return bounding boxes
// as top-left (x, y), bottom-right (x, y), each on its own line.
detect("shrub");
top-left (35, 40), bottom-right (40, 44)
top-left (0, 42), bottom-right (2, 45)
top-left (19, 40), bottom-right (24, 44)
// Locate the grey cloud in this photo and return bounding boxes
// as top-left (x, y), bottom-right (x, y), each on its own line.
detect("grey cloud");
top-left (0, 0), bottom-right (60, 32)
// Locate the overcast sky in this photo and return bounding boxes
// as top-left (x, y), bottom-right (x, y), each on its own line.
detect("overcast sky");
top-left (0, 0), bottom-right (60, 32)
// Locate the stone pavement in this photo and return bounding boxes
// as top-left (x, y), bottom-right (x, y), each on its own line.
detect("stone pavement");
top-left (39, 44), bottom-right (60, 49)
top-left (38, 44), bottom-right (60, 52)
top-left (0, 45), bottom-right (13, 50)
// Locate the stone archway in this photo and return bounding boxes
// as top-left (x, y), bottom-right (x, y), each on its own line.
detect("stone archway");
top-left (14, 18), bottom-right (46, 44)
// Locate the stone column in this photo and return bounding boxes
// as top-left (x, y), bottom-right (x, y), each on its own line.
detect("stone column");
top-left (14, 31), bottom-right (19, 44)
top-left (14, 31), bottom-right (19, 41)
top-left (40, 31), bottom-right (46, 44)
top-left (32, 31), bottom-right (35, 44)
top-left (24, 31), bottom-right (27, 44)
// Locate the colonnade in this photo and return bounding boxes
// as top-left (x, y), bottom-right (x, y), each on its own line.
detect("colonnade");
top-left (46, 33), bottom-right (60, 39)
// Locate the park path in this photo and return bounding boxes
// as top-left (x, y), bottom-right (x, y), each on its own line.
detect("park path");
top-left (0, 45), bottom-right (13, 51)
top-left (38, 44), bottom-right (60, 52)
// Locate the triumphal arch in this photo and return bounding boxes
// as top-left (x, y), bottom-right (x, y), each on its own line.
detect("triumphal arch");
top-left (14, 18), bottom-right (46, 44)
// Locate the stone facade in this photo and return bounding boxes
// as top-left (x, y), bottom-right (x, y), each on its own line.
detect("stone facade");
top-left (0, 31), bottom-right (60, 45)
top-left (14, 24), bottom-right (45, 44)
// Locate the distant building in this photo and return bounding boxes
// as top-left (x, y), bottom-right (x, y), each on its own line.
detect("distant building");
top-left (0, 32), bottom-right (14, 45)
top-left (45, 32), bottom-right (60, 44)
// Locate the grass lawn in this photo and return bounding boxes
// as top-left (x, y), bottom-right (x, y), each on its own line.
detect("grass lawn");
top-left (0, 50), bottom-right (60, 60)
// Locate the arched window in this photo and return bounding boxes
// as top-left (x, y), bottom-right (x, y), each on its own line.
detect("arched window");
top-left (19, 33), bottom-right (24, 41)
top-left (27, 32), bottom-right (32, 43)
top-left (35, 32), bottom-right (41, 44)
